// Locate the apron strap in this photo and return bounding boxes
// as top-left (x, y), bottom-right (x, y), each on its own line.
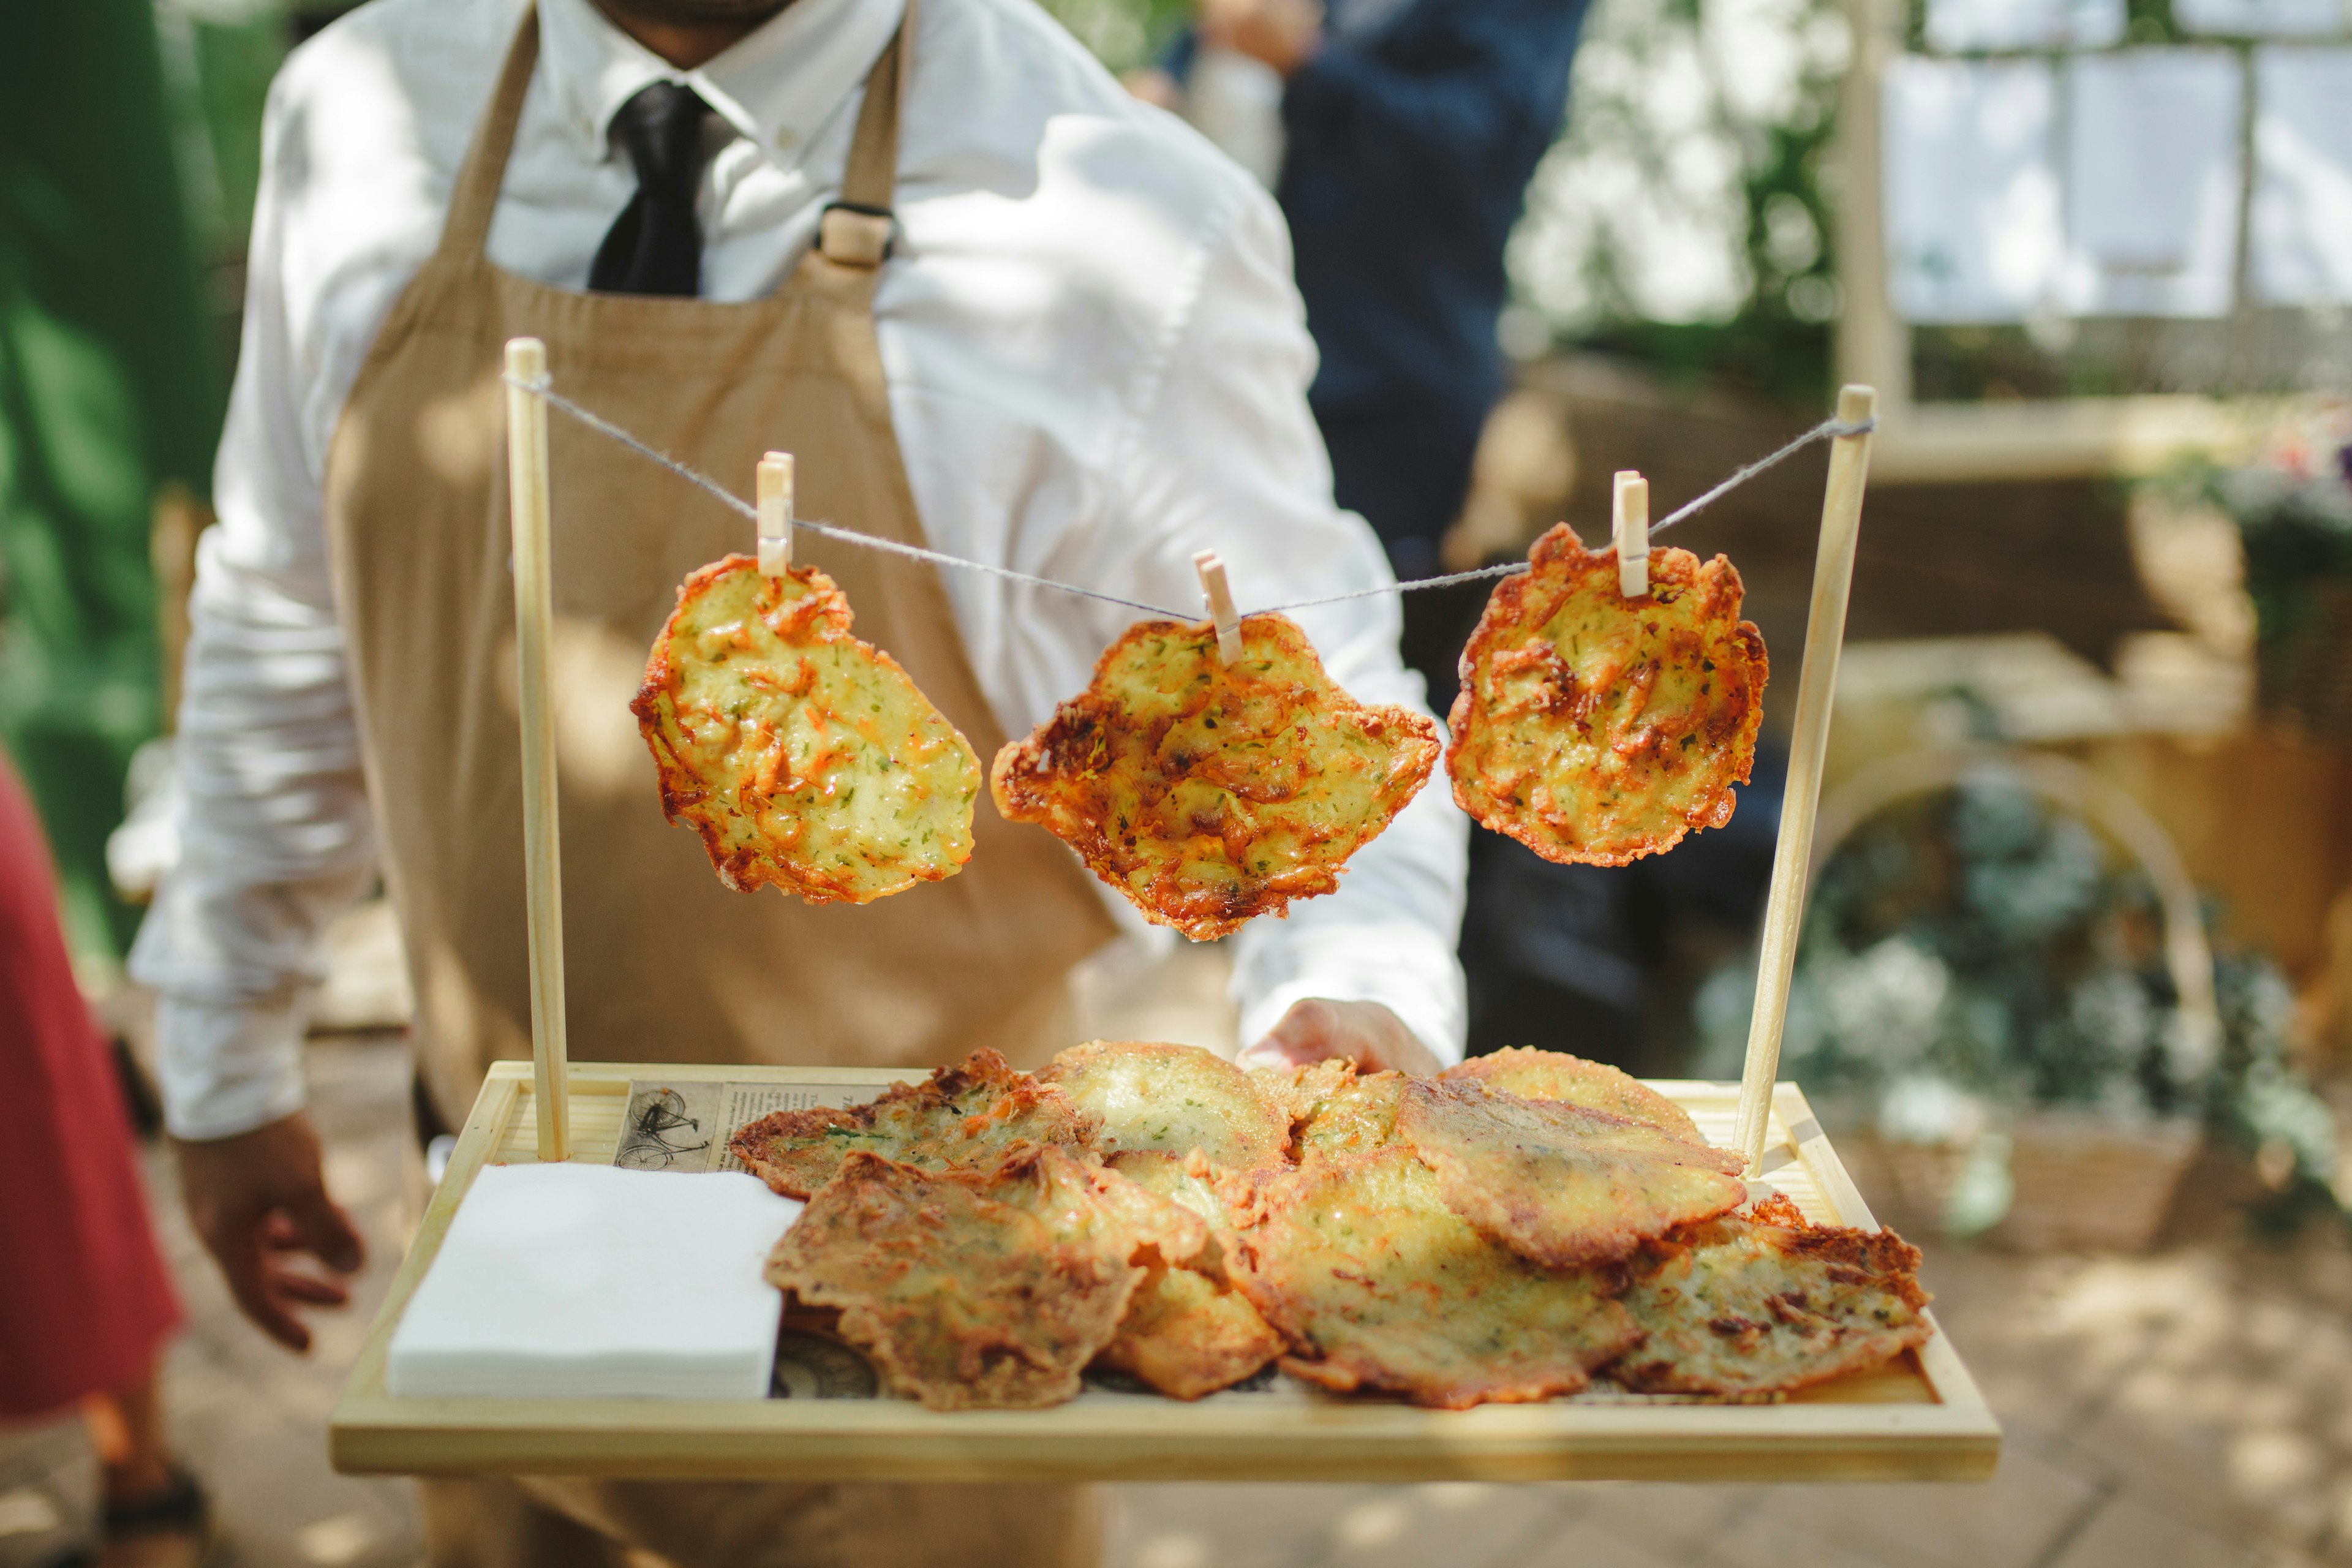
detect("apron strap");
top-left (440, 4), bottom-right (543, 261)
top-left (444, 0), bottom-right (905, 270)
top-left (816, 0), bottom-right (915, 269)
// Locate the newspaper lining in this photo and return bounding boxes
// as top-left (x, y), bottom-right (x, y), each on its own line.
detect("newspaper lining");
top-left (613, 1077), bottom-right (884, 1174)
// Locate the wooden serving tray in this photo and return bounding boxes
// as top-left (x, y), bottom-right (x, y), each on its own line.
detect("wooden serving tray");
top-left (328, 1061), bottom-right (2000, 1483)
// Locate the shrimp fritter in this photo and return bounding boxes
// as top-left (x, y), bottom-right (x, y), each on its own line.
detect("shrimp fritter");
top-left (992, 615), bottom-right (1439, 940)
top-left (1039, 1041), bottom-right (1291, 1169)
top-left (765, 1147), bottom-right (1202, 1411)
top-left (1442, 1047), bottom-right (1705, 1146)
top-left (1609, 1195), bottom-right (1933, 1395)
top-left (729, 1048), bottom-right (1096, 1199)
top-left (1447, 524), bottom-right (1766, 867)
top-left (632, 556), bottom-right (981, 903)
top-left (1395, 1079), bottom-right (1746, 1268)
top-left (1226, 1147), bottom-right (1641, 1409)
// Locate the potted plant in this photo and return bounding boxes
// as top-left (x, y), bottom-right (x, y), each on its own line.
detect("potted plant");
top-left (2175, 405), bottom-right (2352, 741)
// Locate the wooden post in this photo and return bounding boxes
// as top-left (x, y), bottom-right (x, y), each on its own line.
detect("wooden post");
top-left (1612, 470), bottom-right (1650, 600)
top-left (503, 337), bottom-right (570, 1163)
top-left (1733, 386), bottom-right (1877, 1175)
top-left (757, 451), bottom-right (793, 578)
top-left (1194, 550), bottom-right (1243, 663)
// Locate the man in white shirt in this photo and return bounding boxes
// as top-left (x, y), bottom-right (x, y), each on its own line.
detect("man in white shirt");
top-left (133, 0), bottom-right (1466, 1557)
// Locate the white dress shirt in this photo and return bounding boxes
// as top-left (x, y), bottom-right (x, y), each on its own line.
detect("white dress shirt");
top-left (130, 0), bottom-right (1469, 1139)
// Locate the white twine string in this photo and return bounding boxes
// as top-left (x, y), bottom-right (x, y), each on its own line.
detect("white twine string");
top-left (503, 374), bottom-right (1194, 619)
top-left (1265, 415), bottom-right (1877, 614)
top-left (502, 372), bottom-right (1874, 620)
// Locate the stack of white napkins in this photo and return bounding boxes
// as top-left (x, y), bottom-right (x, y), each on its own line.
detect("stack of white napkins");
top-left (386, 1163), bottom-right (802, 1400)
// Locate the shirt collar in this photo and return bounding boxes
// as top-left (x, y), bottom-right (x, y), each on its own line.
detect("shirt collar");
top-left (537, 0), bottom-right (907, 167)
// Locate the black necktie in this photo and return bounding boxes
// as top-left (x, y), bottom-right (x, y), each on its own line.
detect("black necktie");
top-left (589, 82), bottom-right (716, 296)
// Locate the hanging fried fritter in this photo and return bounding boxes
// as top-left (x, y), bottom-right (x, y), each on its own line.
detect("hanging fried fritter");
top-left (765, 1147), bottom-right (1199, 1411)
top-left (633, 556), bottom-right (980, 903)
top-left (991, 614), bottom-right (1439, 940)
top-left (1442, 1047), bottom-right (1705, 1146)
top-left (1447, 525), bottom-right (1766, 867)
top-left (1039, 1041), bottom-right (1291, 1169)
top-left (1608, 1195), bottom-right (1933, 1396)
top-left (1226, 1147), bottom-right (1642, 1409)
top-left (729, 1048), bottom-right (1097, 1199)
top-left (1089, 1150), bottom-right (1288, 1400)
top-left (1394, 1079), bottom-right (1746, 1268)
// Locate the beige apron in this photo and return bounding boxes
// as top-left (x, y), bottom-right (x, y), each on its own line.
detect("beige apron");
top-left (324, 9), bottom-right (1111, 1564)
top-left (324, 2), bottom-right (1116, 1135)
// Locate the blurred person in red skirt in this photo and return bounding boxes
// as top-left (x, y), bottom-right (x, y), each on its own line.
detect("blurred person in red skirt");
top-left (0, 755), bottom-right (209, 1568)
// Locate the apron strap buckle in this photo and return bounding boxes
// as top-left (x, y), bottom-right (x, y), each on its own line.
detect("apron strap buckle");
top-left (818, 202), bottom-right (895, 269)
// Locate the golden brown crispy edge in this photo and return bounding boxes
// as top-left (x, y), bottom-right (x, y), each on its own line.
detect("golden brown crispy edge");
top-left (631, 556), bottom-right (837, 899)
top-left (1246, 1057), bottom-right (1360, 1134)
top-left (1440, 1047), bottom-right (1706, 1147)
top-left (628, 554), bottom-right (974, 905)
top-left (1605, 1192), bottom-right (1934, 1396)
top-left (727, 1047), bottom-right (1097, 1199)
top-left (989, 614), bottom-right (1441, 940)
top-left (766, 1149), bottom-right (1145, 1411)
top-left (1394, 1077), bottom-right (1747, 1267)
top-left (1224, 1148), bottom-right (1641, 1409)
top-left (1444, 524), bottom-right (1768, 868)
top-left (1096, 1263), bottom-right (1287, 1400)
top-left (1038, 1039), bottom-right (1295, 1170)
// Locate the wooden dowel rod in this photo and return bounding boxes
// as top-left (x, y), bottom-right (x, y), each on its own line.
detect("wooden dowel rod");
top-left (757, 451), bottom-right (793, 577)
top-left (1734, 385), bottom-right (1876, 1175)
top-left (503, 337), bottom-right (570, 1164)
top-left (1194, 549), bottom-right (1243, 663)
top-left (1613, 470), bottom-right (1650, 599)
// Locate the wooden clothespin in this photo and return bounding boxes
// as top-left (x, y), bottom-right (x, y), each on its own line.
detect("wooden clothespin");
top-left (1613, 469), bottom-right (1650, 600)
top-left (1193, 549), bottom-right (1243, 664)
top-left (757, 451), bottom-right (794, 578)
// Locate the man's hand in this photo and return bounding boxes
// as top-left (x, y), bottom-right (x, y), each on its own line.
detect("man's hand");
top-left (1238, 998), bottom-right (1443, 1077)
top-left (1198, 0), bottom-right (1324, 77)
top-left (175, 1110), bottom-right (365, 1352)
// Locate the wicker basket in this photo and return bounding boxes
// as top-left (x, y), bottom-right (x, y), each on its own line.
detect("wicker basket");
top-left (1877, 1114), bottom-right (2201, 1253)
top-left (1809, 750), bottom-right (2222, 1253)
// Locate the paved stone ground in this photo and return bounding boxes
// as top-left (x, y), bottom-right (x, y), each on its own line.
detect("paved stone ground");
top-left (6, 1033), bottom-right (2348, 1568)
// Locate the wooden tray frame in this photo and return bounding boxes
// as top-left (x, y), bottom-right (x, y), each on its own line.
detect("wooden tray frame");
top-left (328, 1061), bottom-right (2001, 1483)
top-left (332, 358), bottom-right (1997, 1481)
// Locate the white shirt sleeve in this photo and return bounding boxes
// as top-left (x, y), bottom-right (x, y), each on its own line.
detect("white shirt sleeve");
top-left (127, 77), bottom-right (380, 1140)
top-left (1092, 185), bottom-right (1471, 1066)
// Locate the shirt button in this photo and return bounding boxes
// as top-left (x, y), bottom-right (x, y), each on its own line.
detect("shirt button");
top-left (775, 126), bottom-right (799, 150)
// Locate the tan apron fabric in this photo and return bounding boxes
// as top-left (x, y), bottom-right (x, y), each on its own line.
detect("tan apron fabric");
top-left (323, 3), bottom-right (1116, 1136)
top-left (326, 9), bottom-right (1112, 1564)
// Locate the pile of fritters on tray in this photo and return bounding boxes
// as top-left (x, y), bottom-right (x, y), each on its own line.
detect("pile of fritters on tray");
top-left (730, 1042), bottom-right (1931, 1412)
